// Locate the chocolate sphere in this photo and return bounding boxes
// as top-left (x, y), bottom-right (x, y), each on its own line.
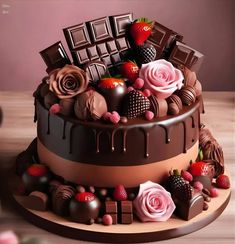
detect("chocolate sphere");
top-left (69, 192), bottom-right (101, 224)
top-left (98, 78), bottom-right (127, 112)
top-left (22, 164), bottom-right (52, 193)
top-left (44, 91), bottom-right (59, 109)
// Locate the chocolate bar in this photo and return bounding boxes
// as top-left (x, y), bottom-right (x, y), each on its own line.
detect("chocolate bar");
top-left (175, 192), bottom-right (204, 220)
top-left (84, 61), bottom-right (109, 85)
top-left (40, 41), bottom-right (71, 72)
top-left (120, 201), bottom-right (133, 224)
top-left (105, 201), bottom-right (118, 224)
top-left (169, 41), bottom-right (204, 72)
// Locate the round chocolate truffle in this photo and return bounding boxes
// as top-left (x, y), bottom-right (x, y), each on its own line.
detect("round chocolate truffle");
top-left (194, 80), bottom-right (202, 97)
top-left (98, 78), bottom-right (127, 112)
top-left (59, 98), bottom-right (75, 116)
top-left (44, 91), bottom-right (59, 109)
top-left (22, 164), bottom-right (52, 193)
top-left (74, 90), bottom-right (107, 120)
top-left (69, 192), bottom-right (101, 224)
top-left (167, 94), bottom-right (183, 110)
top-left (149, 95), bottom-right (168, 117)
top-left (168, 102), bottom-right (180, 115)
top-left (178, 86), bottom-right (196, 106)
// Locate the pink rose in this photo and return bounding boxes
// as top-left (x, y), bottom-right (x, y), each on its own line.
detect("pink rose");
top-left (0, 231), bottom-right (19, 244)
top-left (49, 65), bottom-right (88, 99)
top-left (140, 59), bottom-right (184, 99)
top-left (133, 181), bottom-right (175, 222)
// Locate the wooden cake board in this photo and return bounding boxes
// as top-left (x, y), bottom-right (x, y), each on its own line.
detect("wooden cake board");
top-left (9, 172), bottom-right (231, 243)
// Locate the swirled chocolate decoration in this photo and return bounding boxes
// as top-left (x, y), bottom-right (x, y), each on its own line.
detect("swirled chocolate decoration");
top-left (168, 103), bottom-right (180, 115)
top-left (167, 94), bottom-right (183, 110)
top-left (178, 86), bottom-right (196, 106)
top-left (199, 127), bottom-right (224, 177)
top-left (52, 184), bottom-right (76, 216)
top-left (149, 95), bottom-right (168, 117)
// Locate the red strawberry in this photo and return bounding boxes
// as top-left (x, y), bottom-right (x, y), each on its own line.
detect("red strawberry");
top-left (113, 184), bottom-right (127, 201)
top-left (27, 164), bottom-right (48, 177)
top-left (216, 174), bottom-right (230, 189)
top-left (130, 18), bottom-right (153, 46)
top-left (188, 161), bottom-right (213, 178)
top-left (121, 61), bottom-right (139, 83)
top-left (98, 77), bottom-right (125, 89)
top-left (75, 192), bottom-right (95, 202)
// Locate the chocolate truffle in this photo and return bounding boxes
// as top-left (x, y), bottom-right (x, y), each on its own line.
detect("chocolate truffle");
top-left (98, 78), bottom-right (127, 112)
top-left (168, 102), bottom-right (180, 115)
top-left (69, 192), bottom-right (101, 224)
top-left (23, 191), bottom-right (49, 211)
top-left (52, 184), bottom-right (75, 216)
top-left (44, 91), bottom-right (59, 109)
top-left (194, 80), bottom-right (202, 97)
top-left (178, 86), bottom-right (196, 106)
top-left (22, 164), bottom-right (52, 193)
top-left (59, 98), bottom-right (75, 116)
top-left (74, 90), bottom-right (108, 120)
top-left (167, 94), bottom-right (183, 110)
top-left (149, 95), bottom-right (168, 117)
top-left (183, 67), bottom-right (197, 87)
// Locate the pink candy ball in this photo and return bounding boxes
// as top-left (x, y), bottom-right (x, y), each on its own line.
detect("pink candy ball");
top-left (110, 111), bottom-right (120, 124)
top-left (145, 110), bottom-right (154, 121)
top-left (143, 89), bottom-right (151, 97)
top-left (49, 103), bottom-right (61, 114)
top-left (193, 181), bottom-right (203, 191)
top-left (210, 187), bottom-right (219, 198)
top-left (102, 214), bottom-right (113, 225)
top-left (133, 78), bottom-right (144, 90)
top-left (127, 86), bottom-right (135, 93)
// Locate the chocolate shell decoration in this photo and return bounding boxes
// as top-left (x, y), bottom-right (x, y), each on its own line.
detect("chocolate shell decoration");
top-left (166, 94), bottom-right (183, 115)
top-left (178, 86), bottom-right (196, 106)
top-left (52, 184), bottom-right (76, 216)
top-left (199, 127), bottom-right (224, 177)
top-left (149, 95), bottom-right (168, 117)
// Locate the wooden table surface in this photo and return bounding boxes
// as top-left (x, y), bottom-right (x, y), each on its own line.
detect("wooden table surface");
top-left (0, 91), bottom-right (234, 244)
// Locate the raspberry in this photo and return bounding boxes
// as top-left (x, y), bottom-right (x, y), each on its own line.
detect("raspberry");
top-left (181, 170), bottom-right (193, 182)
top-left (113, 184), bottom-right (127, 201)
top-left (145, 110), bottom-right (154, 121)
top-left (210, 188), bottom-right (219, 198)
top-left (193, 181), bottom-right (203, 191)
top-left (216, 174), bottom-right (230, 189)
top-left (102, 214), bottom-right (113, 225)
top-left (133, 78), bottom-right (144, 90)
top-left (109, 111), bottom-right (120, 124)
top-left (49, 103), bottom-right (60, 114)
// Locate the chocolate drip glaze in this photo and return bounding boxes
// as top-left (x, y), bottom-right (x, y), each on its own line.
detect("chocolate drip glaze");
top-left (37, 98), bottom-right (201, 166)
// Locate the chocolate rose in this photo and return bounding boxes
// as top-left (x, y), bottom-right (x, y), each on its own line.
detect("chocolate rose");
top-left (133, 181), bottom-right (175, 222)
top-left (49, 65), bottom-right (88, 99)
top-left (140, 59), bottom-right (184, 99)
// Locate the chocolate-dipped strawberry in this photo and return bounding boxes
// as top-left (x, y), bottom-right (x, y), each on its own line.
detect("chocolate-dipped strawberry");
top-left (69, 192), bottom-right (101, 224)
top-left (98, 77), bottom-right (127, 112)
top-left (22, 164), bottom-right (52, 193)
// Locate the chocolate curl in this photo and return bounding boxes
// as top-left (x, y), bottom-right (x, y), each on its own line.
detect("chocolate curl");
top-left (199, 128), bottom-right (224, 177)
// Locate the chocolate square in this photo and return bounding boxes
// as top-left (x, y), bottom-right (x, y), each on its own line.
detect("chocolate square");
top-left (63, 23), bottom-right (91, 50)
top-left (106, 40), bottom-right (118, 54)
top-left (116, 37), bottom-right (128, 51)
top-left (105, 201), bottom-right (117, 213)
top-left (87, 45), bottom-right (99, 60)
top-left (97, 43), bottom-right (109, 57)
top-left (111, 52), bottom-right (121, 64)
top-left (87, 17), bottom-right (113, 43)
top-left (110, 213), bottom-right (118, 224)
top-left (169, 41), bottom-right (195, 67)
top-left (110, 13), bottom-right (133, 37)
top-left (102, 55), bottom-right (112, 67)
top-left (121, 201), bottom-right (133, 213)
top-left (85, 61), bottom-right (108, 84)
top-left (40, 41), bottom-right (71, 70)
top-left (121, 213), bottom-right (133, 224)
top-left (73, 49), bottom-right (90, 65)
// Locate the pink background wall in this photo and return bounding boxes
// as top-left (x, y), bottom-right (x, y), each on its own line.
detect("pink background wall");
top-left (0, 0), bottom-right (234, 91)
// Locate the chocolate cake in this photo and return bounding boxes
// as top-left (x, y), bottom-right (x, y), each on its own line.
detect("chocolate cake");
top-left (16, 13), bottom-right (229, 229)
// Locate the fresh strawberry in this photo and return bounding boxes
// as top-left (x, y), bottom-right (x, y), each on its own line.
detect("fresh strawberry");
top-left (113, 184), bottom-right (127, 201)
top-left (188, 161), bottom-right (213, 178)
top-left (130, 18), bottom-right (153, 46)
top-left (121, 61), bottom-right (139, 83)
top-left (98, 77), bottom-right (125, 89)
top-left (216, 174), bottom-right (230, 189)
top-left (27, 164), bottom-right (48, 177)
top-left (75, 192), bottom-right (95, 202)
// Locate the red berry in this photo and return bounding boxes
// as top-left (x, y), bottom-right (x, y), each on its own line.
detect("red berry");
top-left (102, 214), bottom-right (113, 225)
top-left (27, 164), bottom-right (48, 177)
top-left (133, 78), bottom-right (144, 90)
top-left (145, 110), bottom-right (154, 121)
top-left (122, 61), bottom-right (139, 83)
top-left (75, 192), bottom-right (95, 202)
top-left (188, 161), bottom-right (212, 177)
top-left (216, 174), bottom-right (230, 189)
top-left (109, 111), bottom-right (120, 124)
top-left (210, 187), bottom-right (219, 197)
top-left (130, 18), bottom-right (153, 46)
top-left (113, 184), bottom-right (127, 201)
top-left (49, 103), bottom-right (60, 114)
top-left (181, 170), bottom-right (193, 182)
top-left (193, 181), bottom-right (203, 191)
top-left (98, 78), bottom-right (125, 89)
